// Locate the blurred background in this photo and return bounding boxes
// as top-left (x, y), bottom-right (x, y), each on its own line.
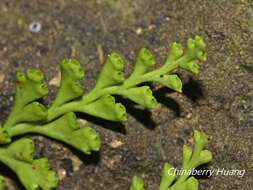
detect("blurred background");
top-left (0, 0), bottom-right (252, 189)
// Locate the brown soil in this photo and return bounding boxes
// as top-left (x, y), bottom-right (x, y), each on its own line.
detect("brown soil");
top-left (0, 0), bottom-right (252, 189)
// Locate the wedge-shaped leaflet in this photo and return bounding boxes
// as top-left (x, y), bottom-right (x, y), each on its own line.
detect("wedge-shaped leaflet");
top-left (0, 138), bottom-right (58, 190)
top-left (186, 36), bottom-right (207, 62)
top-left (4, 69), bottom-right (49, 129)
top-left (180, 61), bottom-right (200, 75)
top-left (165, 42), bottom-right (184, 64)
top-left (178, 36), bottom-right (207, 74)
top-left (36, 112), bottom-right (101, 154)
top-left (15, 69), bottom-right (48, 107)
top-left (159, 163), bottom-right (177, 190)
top-left (118, 86), bottom-right (157, 109)
top-left (52, 59), bottom-right (85, 108)
top-left (130, 176), bottom-right (145, 190)
top-left (80, 95), bottom-right (127, 121)
top-left (152, 74), bottom-right (182, 93)
top-left (130, 48), bottom-right (156, 78)
top-left (95, 52), bottom-right (125, 89)
top-left (15, 102), bottom-right (47, 123)
top-left (8, 112), bottom-right (101, 154)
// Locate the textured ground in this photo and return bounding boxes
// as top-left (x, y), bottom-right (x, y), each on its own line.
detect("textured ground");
top-left (0, 0), bottom-right (252, 189)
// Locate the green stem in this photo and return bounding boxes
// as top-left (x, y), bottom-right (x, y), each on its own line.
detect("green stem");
top-left (0, 149), bottom-right (20, 173)
top-left (7, 124), bottom-right (38, 137)
top-left (47, 58), bottom-right (181, 121)
top-left (167, 182), bottom-right (185, 190)
top-left (2, 56), bottom-right (184, 138)
top-left (3, 105), bottom-right (20, 130)
top-left (170, 167), bottom-right (192, 188)
top-left (169, 144), bottom-right (202, 187)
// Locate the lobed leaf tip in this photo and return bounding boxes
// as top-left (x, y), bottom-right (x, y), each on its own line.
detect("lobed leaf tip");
top-left (130, 176), bottom-right (145, 190)
top-left (83, 127), bottom-right (102, 152)
top-left (144, 86), bottom-right (157, 108)
top-left (194, 35), bottom-right (206, 50)
top-left (30, 102), bottom-right (47, 116)
top-left (171, 42), bottom-right (184, 58)
top-left (116, 103), bottom-right (128, 121)
top-left (186, 177), bottom-right (199, 190)
top-left (0, 128), bottom-right (11, 144)
top-left (16, 71), bottom-right (26, 83)
top-left (118, 86), bottom-right (157, 109)
top-left (109, 52), bottom-right (125, 71)
top-left (197, 51), bottom-right (207, 62)
top-left (163, 162), bottom-right (172, 170)
top-left (154, 75), bottom-right (182, 93)
top-left (194, 130), bottom-right (209, 146)
top-left (26, 68), bottom-right (44, 83)
top-left (10, 138), bottom-right (35, 163)
top-left (199, 150), bottom-right (212, 165)
top-left (32, 158), bottom-right (59, 189)
top-left (162, 163), bottom-right (175, 177)
top-left (61, 58), bottom-right (84, 79)
top-left (19, 140), bottom-right (34, 163)
top-left (138, 48), bottom-right (155, 66)
top-left (187, 38), bottom-right (195, 51)
top-left (170, 75), bottom-right (182, 92)
top-left (180, 61), bottom-right (200, 75)
top-left (33, 158), bottom-right (49, 170)
top-left (64, 112), bottom-right (80, 130)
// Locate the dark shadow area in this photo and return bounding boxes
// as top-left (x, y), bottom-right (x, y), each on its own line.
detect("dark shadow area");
top-left (0, 162), bottom-right (25, 190)
top-left (76, 112), bottom-right (126, 134)
top-left (193, 163), bottom-right (213, 179)
top-left (72, 149), bottom-right (101, 166)
top-left (60, 158), bottom-right (74, 177)
top-left (182, 77), bottom-right (205, 103)
top-left (11, 134), bottom-right (101, 170)
top-left (114, 96), bottom-right (157, 130)
top-left (38, 136), bottom-right (101, 169)
top-left (59, 147), bottom-right (101, 176)
top-left (41, 135), bottom-right (101, 166)
top-left (153, 87), bottom-right (181, 117)
top-left (242, 63), bottom-right (253, 73)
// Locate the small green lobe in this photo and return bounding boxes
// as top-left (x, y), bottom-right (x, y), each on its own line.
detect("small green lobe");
top-left (61, 59), bottom-right (84, 79)
top-left (109, 52), bottom-right (125, 70)
top-left (139, 48), bottom-right (155, 67)
top-left (130, 176), bottom-right (145, 190)
top-left (0, 176), bottom-right (6, 190)
top-left (26, 68), bottom-right (44, 82)
top-left (0, 128), bottom-right (11, 144)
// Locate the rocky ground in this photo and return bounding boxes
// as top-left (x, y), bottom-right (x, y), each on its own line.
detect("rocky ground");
top-left (0, 0), bottom-right (252, 189)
